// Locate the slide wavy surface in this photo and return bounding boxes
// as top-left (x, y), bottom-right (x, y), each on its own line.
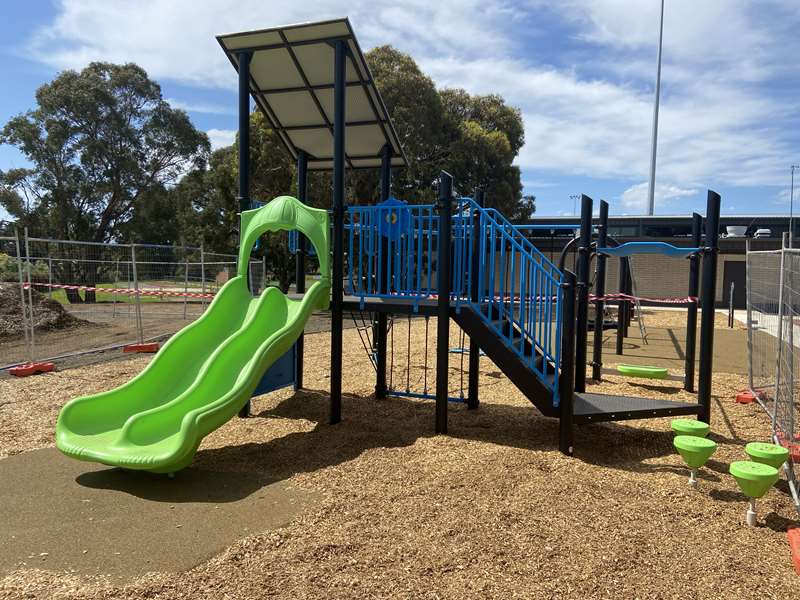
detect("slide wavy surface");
top-left (56, 195), bottom-right (331, 473)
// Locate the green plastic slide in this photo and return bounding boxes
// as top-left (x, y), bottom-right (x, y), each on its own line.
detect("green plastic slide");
top-left (55, 196), bottom-right (330, 473)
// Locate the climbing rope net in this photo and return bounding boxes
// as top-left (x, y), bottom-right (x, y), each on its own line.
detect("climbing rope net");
top-left (350, 310), bottom-right (471, 403)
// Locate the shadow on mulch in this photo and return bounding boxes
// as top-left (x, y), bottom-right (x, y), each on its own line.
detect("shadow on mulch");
top-left (159, 388), bottom-right (700, 494)
top-left (626, 382), bottom-right (685, 395)
top-left (710, 488), bottom-right (745, 503)
top-left (72, 383), bottom-right (765, 512)
top-left (764, 511), bottom-right (800, 532)
top-left (75, 464), bottom-right (277, 504)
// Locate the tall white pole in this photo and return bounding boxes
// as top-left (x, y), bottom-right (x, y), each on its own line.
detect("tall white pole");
top-left (791, 165), bottom-right (798, 248)
top-left (646, 0), bottom-right (665, 216)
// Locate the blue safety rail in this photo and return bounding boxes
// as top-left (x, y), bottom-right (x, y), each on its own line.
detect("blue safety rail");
top-left (345, 198), bottom-right (565, 407)
top-left (345, 203), bottom-right (472, 304)
top-left (514, 224), bottom-right (581, 230)
top-left (596, 241), bottom-right (700, 259)
top-left (454, 198), bottom-right (564, 405)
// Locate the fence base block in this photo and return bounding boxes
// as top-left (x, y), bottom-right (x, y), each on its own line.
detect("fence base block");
top-left (735, 390), bottom-right (757, 404)
top-left (123, 343), bottom-right (160, 353)
top-left (10, 362), bottom-right (55, 377)
top-left (788, 528), bottom-right (800, 574)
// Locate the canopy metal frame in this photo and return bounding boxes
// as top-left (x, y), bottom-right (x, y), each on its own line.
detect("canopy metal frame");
top-left (217, 18), bottom-right (408, 172)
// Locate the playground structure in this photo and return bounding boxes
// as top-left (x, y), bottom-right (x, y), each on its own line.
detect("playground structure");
top-left (0, 17), bottom-right (794, 599)
top-left (333, 188), bottom-right (721, 457)
top-left (53, 18), bottom-right (723, 472)
top-left (582, 201), bottom-right (707, 390)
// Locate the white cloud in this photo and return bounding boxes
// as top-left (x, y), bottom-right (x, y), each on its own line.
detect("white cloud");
top-left (23, 0), bottom-right (800, 212)
top-left (166, 98), bottom-right (234, 116)
top-left (775, 185), bottom-right (800, 206)
top-left (207, 128), bottom-right (236, 150)
top-left (620, 181), bottom-right (697, 212)
top-left (521, 179), bottom-right (558, 189)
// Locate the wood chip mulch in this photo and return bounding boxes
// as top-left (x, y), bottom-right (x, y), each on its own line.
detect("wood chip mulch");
top-left (0, 315), bottom-right (797, 599)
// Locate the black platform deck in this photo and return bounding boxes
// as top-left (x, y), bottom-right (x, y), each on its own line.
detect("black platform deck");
top-left (572, 392), bottom-right (701, 424)
top-left (341, 295), bottom-right (444, 315)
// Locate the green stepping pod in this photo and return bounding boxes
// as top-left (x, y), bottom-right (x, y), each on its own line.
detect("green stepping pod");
top-left (616, 364), bottom-right (668, 379)
top-left (730, 461), bottom-right (780, 527)
top-left (55, 196), bottom-right (330, 473)
top-left (745, 442), bottom-right (789, 470)
top-left (674, 435), bottom-right (717, 468)
top-left (729, 461), bottom-right (779, 499)
top-left (671, 419), bottom-right (710, 438)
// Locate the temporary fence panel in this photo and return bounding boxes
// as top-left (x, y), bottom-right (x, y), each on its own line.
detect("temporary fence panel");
top-left (24, 237), bottom-right (143, 362)
top-left (746, 243), bottom-right (800, 512)
top-left (774, 249), bottom-right (800, 510)
top-left (133, 244), bottom-right (208, 343)
top-left (3, 235), bottom-right (266, 370)
top-left (0, 232), bottom-right (32, 368)
top-left (746, 249), bottom-right (782, 414)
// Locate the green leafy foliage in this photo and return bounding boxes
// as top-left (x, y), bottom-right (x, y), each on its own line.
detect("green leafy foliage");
top-left (0, 62), bottom-right (210, 243)
top-left (0, 254), bottom-right (49, 283)
top-left (2, 50), bottom-right (532, 294)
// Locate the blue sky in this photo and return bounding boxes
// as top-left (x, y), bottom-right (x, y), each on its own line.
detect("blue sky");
top-left (1, 0), bottom-right (799, 218)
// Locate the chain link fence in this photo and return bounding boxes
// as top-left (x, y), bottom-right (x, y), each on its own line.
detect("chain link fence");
top-left (746, 241), bottom-right (800, 511)
top-left (1, 232), bottom-right (265, 371)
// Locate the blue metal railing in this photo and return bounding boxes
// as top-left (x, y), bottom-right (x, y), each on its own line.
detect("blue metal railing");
top-left (453, 198), bottom-right (564, 405)
top-left (345, 204), bottom-right (472, 305)
top-left (344, 198), bottom-right (565, 406)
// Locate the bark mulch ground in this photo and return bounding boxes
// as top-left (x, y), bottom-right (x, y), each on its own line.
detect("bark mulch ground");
top-left (0, 315), bottom-right (797, 599)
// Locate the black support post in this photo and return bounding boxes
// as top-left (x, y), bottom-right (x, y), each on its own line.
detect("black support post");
top-left (329, 40), bottom-right (347, 425)
top-left (237, 51), bottom-right (252, 216)
top-left (624, 266), bottom-right (633, 333)
top-left (591, 200), bottom-right (608, 381)
top-left (237, 50), bottom-right (252, 419)
top-left (379, 144), bottom-right (392, 202)
top-left (559, 270), bottom-right (577, 456)
top-left (467, 188), bottom-right (484, 410)
top-left (375, 145), bottom-right (391, 399)
top-left (684, 212), bottom-right (702, 392)
top-left (294, 151), bottom-right (308, 390)
top-left (574, 194), bottom-right (593, 393)
top-left (615, 258), bottom-right (629, 355)
top-left (697, 190), bottom-right (721, 424)
top-left (436, 171), bottom-right (453, 434)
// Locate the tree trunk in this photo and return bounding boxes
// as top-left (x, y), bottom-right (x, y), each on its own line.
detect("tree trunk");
top-left (62, 262), bottom-right (84, 304)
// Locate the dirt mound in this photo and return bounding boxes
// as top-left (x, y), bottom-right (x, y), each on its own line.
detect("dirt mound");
top-left (0, 282), bottom-right (90, 340)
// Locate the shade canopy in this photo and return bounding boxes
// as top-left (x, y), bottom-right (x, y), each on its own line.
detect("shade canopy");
top-left (217, 18), bottom-right (407, 171)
